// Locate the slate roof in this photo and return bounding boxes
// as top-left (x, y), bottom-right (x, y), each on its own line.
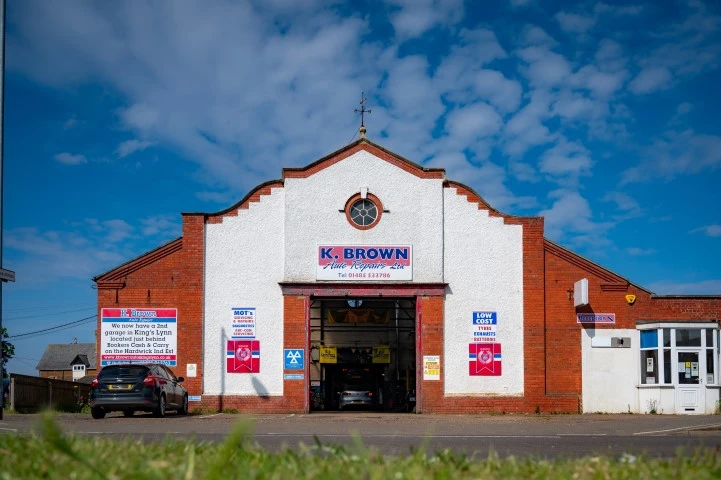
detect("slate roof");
top-left (36, 344), bottom-right (97, 371)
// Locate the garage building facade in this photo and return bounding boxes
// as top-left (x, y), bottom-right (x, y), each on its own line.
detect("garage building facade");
top-left (94, 138), bottom-right (721, 414)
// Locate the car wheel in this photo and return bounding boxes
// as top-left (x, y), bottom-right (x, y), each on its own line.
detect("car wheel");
top-left (91, 407), bottom-right (106, 419)
top-left (178, 394), bottom-right (188, 415)
top-left (122, 409), bottom-right (135, 417)
top-left (154, 394), bottom-right (166, 418)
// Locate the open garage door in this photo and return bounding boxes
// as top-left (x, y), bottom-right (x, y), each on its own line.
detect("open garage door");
top-left (309, 298), bottom-right (416, 412)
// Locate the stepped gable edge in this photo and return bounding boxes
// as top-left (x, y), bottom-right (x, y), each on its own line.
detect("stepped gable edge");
top-left (445, 179), bottom-right (540, 226)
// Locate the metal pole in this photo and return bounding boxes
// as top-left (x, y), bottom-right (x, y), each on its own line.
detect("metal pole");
top-left (0, 0), bottom-right (6, 422)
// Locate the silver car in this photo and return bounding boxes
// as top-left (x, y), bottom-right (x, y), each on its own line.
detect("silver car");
top-left (339, 384), bottom-right (376, 410)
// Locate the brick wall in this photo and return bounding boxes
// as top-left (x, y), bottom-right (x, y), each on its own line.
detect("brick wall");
top-left (95, 216), bottom-right (206, 399)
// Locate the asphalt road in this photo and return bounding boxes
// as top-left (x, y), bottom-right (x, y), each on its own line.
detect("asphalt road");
top-left (2, 411), bottom-right (721, 459)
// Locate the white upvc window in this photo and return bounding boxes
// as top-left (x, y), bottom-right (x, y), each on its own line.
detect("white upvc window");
top-left (638, 323), bottom-right (718, 386)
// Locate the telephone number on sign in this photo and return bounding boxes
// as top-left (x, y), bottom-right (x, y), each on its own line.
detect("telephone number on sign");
top-left (347, 272), bottom-right (391, 278)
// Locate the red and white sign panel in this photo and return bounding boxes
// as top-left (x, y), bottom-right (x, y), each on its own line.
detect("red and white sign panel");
top-left (317, 245), bottom-right (412, 281)
top-left (226, 340), bottom-right (260, 373)
top-left (469, 343), bottom-right (502, 376)
top-left (100, 308), bottom-right (177, 366)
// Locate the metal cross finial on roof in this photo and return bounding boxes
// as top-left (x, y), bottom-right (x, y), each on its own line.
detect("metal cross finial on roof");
top-left (354, 92), bottom-right (371, 138)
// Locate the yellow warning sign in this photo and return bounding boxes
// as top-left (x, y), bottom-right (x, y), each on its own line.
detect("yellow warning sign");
top-left (319, 346), bottom-right (337, 363)
top-left (372, 346), bottom-right (391, 364)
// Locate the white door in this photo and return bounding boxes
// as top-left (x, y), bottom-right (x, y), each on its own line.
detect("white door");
top-left (676, 351), bottom-right (704, 414)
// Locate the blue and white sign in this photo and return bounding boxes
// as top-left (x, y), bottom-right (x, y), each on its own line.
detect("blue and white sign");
top-left (231, 308), bottom-right (256, 339)
top-left (284, 349), bottom-right (305, 370)
top-left (284, 374), bottom-right (304, 380)
top-left (472, 311), bottom-right (497, 343)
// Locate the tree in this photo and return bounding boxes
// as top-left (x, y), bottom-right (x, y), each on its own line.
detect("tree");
top-left (1, 327), bottom-right (14, 376)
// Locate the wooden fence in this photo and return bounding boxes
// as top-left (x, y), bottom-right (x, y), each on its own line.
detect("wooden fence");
top-left (8, 374), bottom-right (91, 413)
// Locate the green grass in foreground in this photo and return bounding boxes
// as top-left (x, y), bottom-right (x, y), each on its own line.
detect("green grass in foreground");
top-left (0, 415), bottom-right (719, 479)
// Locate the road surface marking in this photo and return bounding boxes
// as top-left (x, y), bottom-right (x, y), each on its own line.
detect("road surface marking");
top-left (634, 423), bottom-right (721, 435)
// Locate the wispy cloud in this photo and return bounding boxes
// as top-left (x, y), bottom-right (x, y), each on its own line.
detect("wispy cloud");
top-left (621, 130), bottom-right (721, 184)
top-left (4, 215), bottom-right (183, 285)
top-left (647, 279), bottom-right (721, 295)
top-left (53, 152), bottom-right (87, 165)
top-left (626, 247), bottom-right (656, 256)
top-left (690, 225), bottom-right (721, 237)
top-left (117, 139), bottom-right (155, 158)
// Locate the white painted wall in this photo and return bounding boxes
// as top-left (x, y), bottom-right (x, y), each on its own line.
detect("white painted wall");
top-left (204, 188), bottom-right (285, 396)
top-left (705, 388), bottom-right (720, 414)
top-left (581, 328), bottom-right (638, 413)
top-left (283, 150), bottom-right (444, 282)
top-left (443, 189), bottom-right (524, 395)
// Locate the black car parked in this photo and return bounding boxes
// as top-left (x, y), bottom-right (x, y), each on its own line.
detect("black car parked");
top-left (90, 363), bottom-right (188, 419)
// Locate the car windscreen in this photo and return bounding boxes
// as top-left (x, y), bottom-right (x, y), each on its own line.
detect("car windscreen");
top-left (98, 366), bottom-right (149, 379)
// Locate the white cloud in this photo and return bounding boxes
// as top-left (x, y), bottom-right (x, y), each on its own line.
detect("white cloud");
top-left (4, 214), bottom-right (183, 286)
top-left (690, 225), bottom-right (721, 237)
top-left (621, 130), bottom-right (721, 184)
top-left (647, 280), bottom-right (721, 295)
top-left (539, 189), bottom-right (614, 247)
top-left (102, 219), bottom-right (135, 243)
top-left (569, 65), bottom-right (627, 98)
top-left (628, 66), bottom-right (672, 94)
top-left (387, 0), bottom-right (464, 39)
top-left (53, 152), bottom-right (87, 165)
top-left (555, 12), bottom-right (595, 34)
top-left (517, 46), bottom-right (571, 87)
top-left (444, 102), bottom-right (503, 141)
top-left (539, 138), bottom-right (592, 181)
top-left (627, 247), bottom-right (656, 256)
top-left (594, 3), bottom-right (644, 16)
top-left (10, 1), bottom-right (382, 193)
top-left (4, 227), bottom-right (125, 284)
top-left (519, 25), bottom-right (557, 47)
top-left (426, 152), bottom-right (537, 211)
top-left (676, 102), bottom-right (693, 116)
top-left (117, 139), bottom-right (155, 158)
top-left (551, 91), bottom-right (608, 121)
top-left (601, 191), bottom-right (642, 219)
top-left (63, 115), bottom-right (78, 130)
top-left (140, 215), bottom-right (182, 237)
top-left (470, 70), bottom-right (523, 114)
top-left (503, 89), bottom-right (554, 155)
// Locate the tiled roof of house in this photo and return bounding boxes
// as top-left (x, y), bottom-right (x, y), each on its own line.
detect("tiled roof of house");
top-left (36, 344), bottom-right (96, 371)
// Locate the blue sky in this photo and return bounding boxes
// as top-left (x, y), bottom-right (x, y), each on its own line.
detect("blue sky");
top-left (2, 0), bottom-right (720, 376)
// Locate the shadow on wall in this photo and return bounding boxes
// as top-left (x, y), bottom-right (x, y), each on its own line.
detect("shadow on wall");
top-left (251, 377), bottom-right (270, 399)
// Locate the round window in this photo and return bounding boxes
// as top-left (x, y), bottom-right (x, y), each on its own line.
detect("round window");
top-left (345, 193), bottom-right (383, 230)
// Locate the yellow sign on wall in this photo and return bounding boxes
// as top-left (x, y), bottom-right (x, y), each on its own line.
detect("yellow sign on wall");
top-left (319, 346), bottom-right (337, 363)
top-left (372, 346), bottom-right (391, 364)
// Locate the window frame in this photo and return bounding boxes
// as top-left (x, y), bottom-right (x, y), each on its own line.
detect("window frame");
top-left (637, 323), bottom-right (719, 387)
top-left (344, 193), bottom-right (383, 230)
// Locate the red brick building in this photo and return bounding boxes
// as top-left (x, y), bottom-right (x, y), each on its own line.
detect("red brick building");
top-left (94, 138), bottom-right (721, 414)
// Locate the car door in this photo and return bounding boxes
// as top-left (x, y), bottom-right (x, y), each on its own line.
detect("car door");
top-left (152, 365), bottom-right (173, 406)
top-left (162, 366), bottom-right (181, 407)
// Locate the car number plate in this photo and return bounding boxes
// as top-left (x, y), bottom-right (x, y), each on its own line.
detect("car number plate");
top-left (108, 384), bottom-right (132, 390)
